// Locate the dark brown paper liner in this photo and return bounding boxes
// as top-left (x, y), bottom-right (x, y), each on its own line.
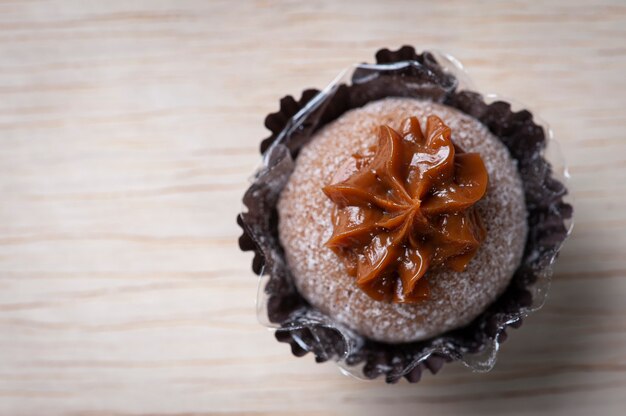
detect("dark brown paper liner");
top-left (238, 46), bottom-right (572, 383)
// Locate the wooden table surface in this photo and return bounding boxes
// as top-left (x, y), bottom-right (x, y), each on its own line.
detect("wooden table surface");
top-left (0, 0), bottom-right (624, 415)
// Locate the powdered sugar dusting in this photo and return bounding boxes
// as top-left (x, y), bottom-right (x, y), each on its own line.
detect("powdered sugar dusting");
top-left (277, 98), bottom-right (527, 343)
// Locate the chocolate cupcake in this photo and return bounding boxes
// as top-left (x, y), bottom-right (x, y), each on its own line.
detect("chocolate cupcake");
top-left (238, 46), bottom-right (573, 383)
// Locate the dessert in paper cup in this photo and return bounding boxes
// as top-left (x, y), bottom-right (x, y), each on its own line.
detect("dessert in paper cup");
top-left (237, 46), bottom-right (573, 383)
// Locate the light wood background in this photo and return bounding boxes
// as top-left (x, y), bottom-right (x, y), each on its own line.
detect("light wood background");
top-left (0, 0), bottom-right (624, 415)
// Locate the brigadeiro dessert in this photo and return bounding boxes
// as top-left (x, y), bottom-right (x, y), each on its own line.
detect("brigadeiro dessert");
top-left (238, 46), bottom-right (573, 383)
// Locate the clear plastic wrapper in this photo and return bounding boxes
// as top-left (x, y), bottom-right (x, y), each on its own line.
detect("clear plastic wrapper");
top-left (237, 46), bottom-right (573, 383)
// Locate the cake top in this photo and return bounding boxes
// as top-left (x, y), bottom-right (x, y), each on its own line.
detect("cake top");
top-left (322, 115), bottom-right (488, 303)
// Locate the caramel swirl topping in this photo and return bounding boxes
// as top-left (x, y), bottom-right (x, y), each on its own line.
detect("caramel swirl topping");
top-left (322, 115), bottom-right (489, 303)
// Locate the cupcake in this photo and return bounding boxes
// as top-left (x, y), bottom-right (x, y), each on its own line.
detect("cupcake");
top-left (238, 46), bottom-right (573, 383)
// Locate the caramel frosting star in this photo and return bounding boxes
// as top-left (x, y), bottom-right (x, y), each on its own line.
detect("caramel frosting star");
top-left (322, 115), bottom-right (489, 303)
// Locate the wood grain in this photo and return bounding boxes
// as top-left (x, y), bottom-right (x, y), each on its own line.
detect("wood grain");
top-left (0, 0), bottom-right (624, 415)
